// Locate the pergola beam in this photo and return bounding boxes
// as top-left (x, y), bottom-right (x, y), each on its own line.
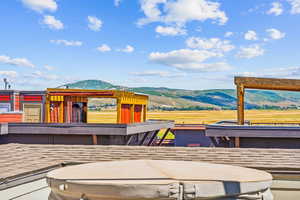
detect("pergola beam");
top-left (235, 76), bottom-right (300, 91)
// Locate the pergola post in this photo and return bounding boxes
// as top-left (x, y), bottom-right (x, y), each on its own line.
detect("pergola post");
top-left (237, 84), bottom-right (245, 125)
top-left (236, 84), bottom-right (245, 148)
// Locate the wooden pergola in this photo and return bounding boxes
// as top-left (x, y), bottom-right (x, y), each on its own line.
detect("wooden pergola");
top-left (234, 76), bottom-right (300, 147)
top-left (235, 76), bottom-right (300, 125)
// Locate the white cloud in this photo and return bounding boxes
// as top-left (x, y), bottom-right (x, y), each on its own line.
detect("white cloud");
top-left (43, 15), bottom-right (64, 30)
top-left (45, 65), bottom-right (55, 71)
top-left (267, 2), bottom-right (283, 16)
top-left (186, 37), bottom-right (235, 53)
top-left (88, 16), bottom-right (102, 31)
top-left (149, 49), bottom-right (231, 72)
top-left (97, 44), bottom-right (111, 52)
top-left (0, 55), bottom-right (35, 68)
top-left (237, 44), bottom-right (264, 59)
top-left (266, 28), bottom-right (286, 40)
top-left (118, 45), bottom-right (134, 53)
top-left (287, 0), bottom-right (300, 14)
top-left (132, 70), bottom-right (185, 77)
top-left (21, 0), bottom-right (57, 13)
top-left (50, 39), bottom-right (83, 46)
top-left (224, 31), bottom-right (233, 37)
top-left (244, 30), bottom-right (258, 41)
top-left (29, 71), bottom-right (59, 80)
top-left (0, 71), bottom-right (18, 78)
top-left (138, 0), bottom-right (228, 27)
top-left (114, 0), bottom-right (122, 6)
top-left (238, 66), bottom-right (300, 78)
top-left (155, 25), bottom-right (186, 36)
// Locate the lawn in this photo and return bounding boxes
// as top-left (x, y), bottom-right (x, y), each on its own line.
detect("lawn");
top-left (87, 110), bottom-right (300, 139)
top-left (88, 110), bottom-right (300, 124)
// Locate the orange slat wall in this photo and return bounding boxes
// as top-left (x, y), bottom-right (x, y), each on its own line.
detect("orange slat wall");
top-left (50, 102), bottom-right (61, 123)
top-left (121, 104), bottom-right (131, 124)
top-left (134, 105), bottom-right (142, 123)
top-left (0, 113), bottom-right (22, 123)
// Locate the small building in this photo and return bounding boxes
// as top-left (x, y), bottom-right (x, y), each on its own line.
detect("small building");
top-left (0, 89), bottom-right (148, 124)
top-left (0, 90), bottom-right (45, 123)
top-left (45, 88), bottom-right (148, 124)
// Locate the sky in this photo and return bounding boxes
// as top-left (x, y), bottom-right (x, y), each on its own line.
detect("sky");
top-left (0, 0), bottom-right (300, 90)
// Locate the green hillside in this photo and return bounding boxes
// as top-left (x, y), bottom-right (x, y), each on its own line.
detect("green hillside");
top-left (60, 80), bottom-right (300, 110)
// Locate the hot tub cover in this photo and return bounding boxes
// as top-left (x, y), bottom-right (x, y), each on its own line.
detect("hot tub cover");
top-left (47, 160), bottom-right (273, 200)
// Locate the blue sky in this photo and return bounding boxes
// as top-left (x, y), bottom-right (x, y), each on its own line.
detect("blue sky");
top-left (0, 0), bottom-right (300, 90)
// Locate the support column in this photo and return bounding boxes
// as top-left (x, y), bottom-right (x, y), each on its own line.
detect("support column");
top-left (92, 135), bottom-right (98, 145)
top-left (237, 84), bottom-right (245, 125)
top-left (59, 101), bottom-right (64, 123)
top-left (45, 97), bottom-right (50, 123)
top-left (117, 100), bottom-right (122, 123)
top-left (236, 84), bottom-right (245, 148)
top-left (143, 105), bottom-right (147, 122)
top-left (130, 104), bottom-right (135, 123)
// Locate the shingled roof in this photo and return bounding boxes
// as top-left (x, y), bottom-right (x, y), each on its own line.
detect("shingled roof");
top-left (1, 144), bottom-right (300, 183)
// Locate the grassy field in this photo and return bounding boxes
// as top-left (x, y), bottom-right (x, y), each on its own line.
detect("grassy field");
top-left (88, 110), bottom-right (300, 124)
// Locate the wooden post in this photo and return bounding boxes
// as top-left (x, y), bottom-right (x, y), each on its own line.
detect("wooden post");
top-left (59, 101), bottom-right (64, 123)
top-left (117, 100), bottom-right (121, 123)
top-left (130, 104), bottom-right (135, 123)
top-left (92, 135), bottom-right (98, 145)
top-left (45, 97), bottom-right (51, 123)
top-left (143, 105), bottom-right (147, 122)
top-left (237, 84), bottom-right (245, 125)
top-left (236, 84), bottom-right (244, 148)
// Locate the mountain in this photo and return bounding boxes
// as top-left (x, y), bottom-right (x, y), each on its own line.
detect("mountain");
top-left (60, 80), bottom-right (300, 110)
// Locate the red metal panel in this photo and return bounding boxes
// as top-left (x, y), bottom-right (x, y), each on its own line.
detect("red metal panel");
top-left (121, 104), bottom-right (131, 124)
top-left (23, 95), bottom-right (43, 102)
top-left (134, 105), bottom-right (142, 123)
top-left (0, 95), bottom-right (11, 101)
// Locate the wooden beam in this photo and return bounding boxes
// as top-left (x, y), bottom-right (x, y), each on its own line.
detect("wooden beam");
top-left (235, 76), bottom-right (300, 91)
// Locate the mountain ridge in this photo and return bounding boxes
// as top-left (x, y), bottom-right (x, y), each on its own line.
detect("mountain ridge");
top-left (60, 80), bottom-right (300, 110)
